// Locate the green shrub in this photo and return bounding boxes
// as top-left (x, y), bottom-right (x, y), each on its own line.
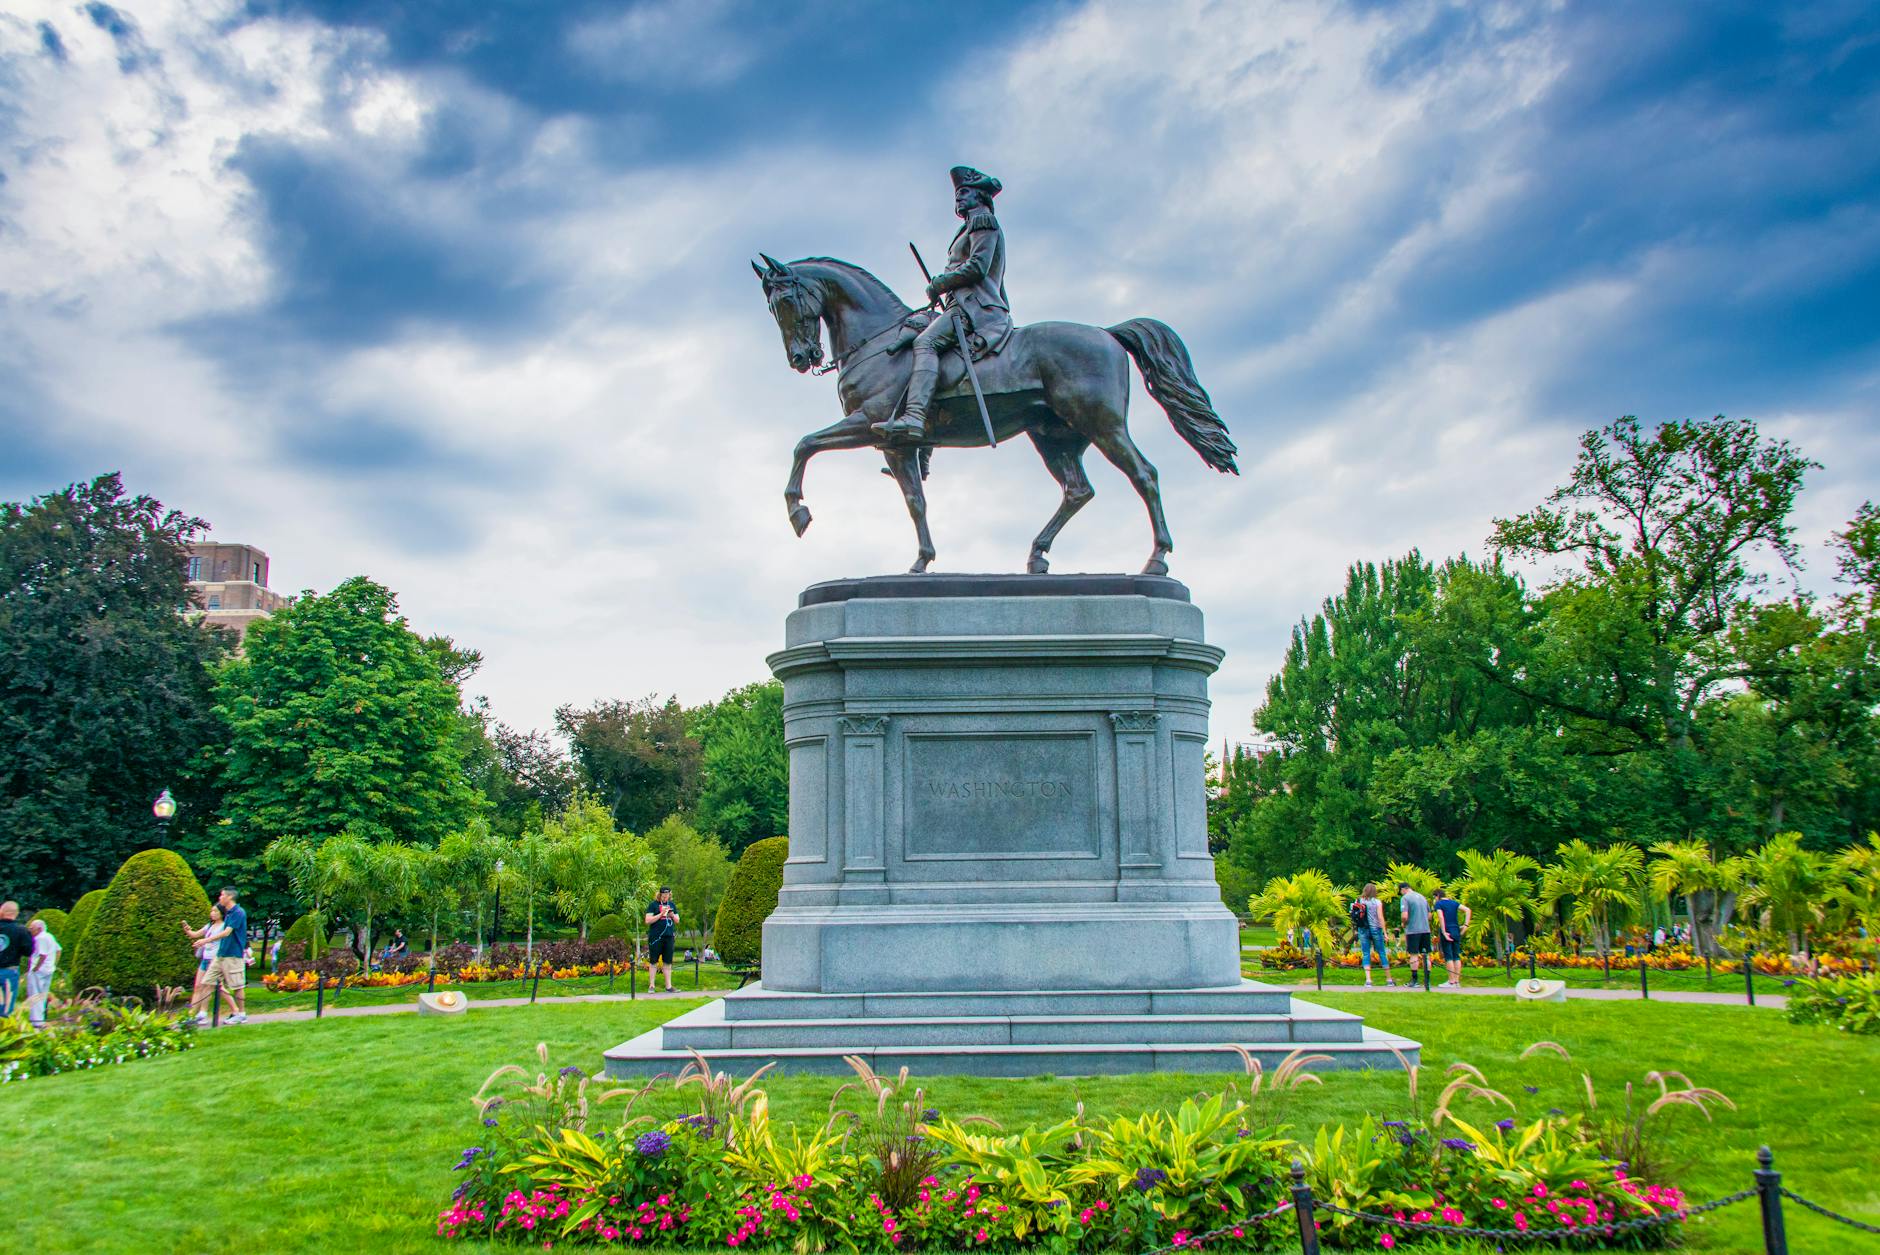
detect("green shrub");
top-left (587, 912), bottom-right (633, 942)
top-left (712, 836), bottom-right (788, 967)
top-left (62, 889), bottom-right (107, 977)
top-left (26, 907), bottom-right (70, 944)
top-left (1787, 971), bottom-right (1880, 1035)
top-left (70, 849), bottom-right (213, 1003)
top-left (280, 911), bottom-right (328, 960)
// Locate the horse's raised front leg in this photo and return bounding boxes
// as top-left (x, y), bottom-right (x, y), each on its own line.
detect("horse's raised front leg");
top-left (784, 412), bottom-right (878, 536)
top-left (883, 448), bottom-right (937, 572)
top-left (1024, 429), bottom-right (1095, 574)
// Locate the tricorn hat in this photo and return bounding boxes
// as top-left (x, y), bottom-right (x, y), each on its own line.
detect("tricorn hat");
top-left (949, 165), bottom-right (1002, 198)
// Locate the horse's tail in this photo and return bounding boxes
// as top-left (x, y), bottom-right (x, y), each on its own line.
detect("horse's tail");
top-left (1107, 318), bottom-right (1238, 474)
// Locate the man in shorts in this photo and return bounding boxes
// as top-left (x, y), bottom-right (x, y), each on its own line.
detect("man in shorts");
top-left (1432, 888), bottom-right (1472, 988)
top-left (1398, 882), bottom-right (1431, 989)
top-left (643, 887), bottom-right (679, 992)
top-left (190, 887), bottom-right (249, 1024)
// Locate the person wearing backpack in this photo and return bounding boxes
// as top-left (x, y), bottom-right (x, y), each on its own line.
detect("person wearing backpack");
top-left (1351, 883), bottom-right (1393, 987)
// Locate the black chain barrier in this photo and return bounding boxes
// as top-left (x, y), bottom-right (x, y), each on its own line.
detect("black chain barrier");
top-left (1312, 1187), bottom-right (1756, 1244)
top-left (1779, 1188), bottom-right (1880, 1237)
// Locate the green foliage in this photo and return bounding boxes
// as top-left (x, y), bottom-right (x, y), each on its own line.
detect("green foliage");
top-left (1450, 849), bottom-right (1538, 958)
top-left (1248, 870), bottom-right (1345, 947)
top-left (205, 577), bottom-right (479, 913)
top-left (1385, 859), bottom-right (1443, 898)
top-left (62, 889), bottom-right (105, 975)
top-left (317, 835), bottom-right (417, 966)
top-left (1213, 856), bottom-right (1260, 921)
top-left (25, 907), bottom-right (68, 943)
top-left (1068, 1092), bottom-right (1289, 1238)
top-left (280, 912), bottom-right (327, 960)
top-left (712, 836), bottom-right (788, 967)
top-left (689, 680), bottom-right (788, 857)
top-left (586, 913), bottom-right (632, 942)
top-left (555, 695), bottom-right (700, 836)
top-left (1538, 839), bottom-right (1644, 954)
top-left (70, 849), bottom-right (212, 1002)
top-left (544, 795), bottom-right (659, 939)
top-left (0, 473), bottom-right (230, 907)
top-left (1729, 831), bottom-right (1834, 950)
top-left (1786, 971), bottom-right (1880, 1035)
top-left (644, 815), bottom-right (734, 938)
top-left (1647, 839), bottom-right (1739, 957)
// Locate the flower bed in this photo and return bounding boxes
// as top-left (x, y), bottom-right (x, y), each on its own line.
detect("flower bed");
top-left (1785, 971), bottom-right (1880, 1035)
top-left (0, 1000), bottom-right (195, 1084)
top-left (1257, 941), bottom-right (1866, 978)
top-left (263, 959), bottom-right (636, 992)
top-left (433, 1046), bottom-right (1706, 1250)
top-left (265, 939), bottom-right (640, 991)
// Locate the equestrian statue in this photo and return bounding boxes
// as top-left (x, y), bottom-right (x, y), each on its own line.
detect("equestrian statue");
top-left (755, 166), bottom-right (1237, 577)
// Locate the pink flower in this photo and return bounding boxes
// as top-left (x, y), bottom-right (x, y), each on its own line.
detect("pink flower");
top-left (1380, 1237), bottom-right (1396, 1250)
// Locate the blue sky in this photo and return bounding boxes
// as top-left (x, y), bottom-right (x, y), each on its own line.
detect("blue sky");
top-left (3, 0), bottom-right (1877, 745)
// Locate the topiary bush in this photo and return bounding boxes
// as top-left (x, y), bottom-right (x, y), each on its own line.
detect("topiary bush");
top-left (587, 912), bottom-right (632, 942)
top-left (62, 889), bottom-right (107, 976)
top-left (280, 911), bottom-right (328, 961)
top-left (27, 906), bottom-right (70, 944)
top-left (70, 849), bottom-right (213, 1003)
top-left (712, 836), bottom-right (788, 968)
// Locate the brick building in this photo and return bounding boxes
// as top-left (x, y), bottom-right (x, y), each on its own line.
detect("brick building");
top-left (185, 541), bottom-right (291, 641)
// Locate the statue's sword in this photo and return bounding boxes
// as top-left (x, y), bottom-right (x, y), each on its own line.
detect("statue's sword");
top-left (910, 242), bottom-right (998, 449)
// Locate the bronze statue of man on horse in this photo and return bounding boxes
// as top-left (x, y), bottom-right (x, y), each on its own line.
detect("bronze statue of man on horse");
top-left (755, 166), bottom-right (1237, 577)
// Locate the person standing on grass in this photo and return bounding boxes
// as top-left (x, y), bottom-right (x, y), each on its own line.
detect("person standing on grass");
top-left (644, 887), bottom-right (679, 993)
top-left (1431, 888), bottom-right (1471, 989)
top-left (1398, 882), bottom-right (1431, 989)
top-left (1350, 883), bottom-right (1394, 988)
top-left (0, 902), bottom-right (30, 1017)
top-left (25, 918), bottom-right (59, 1026)
top-left (187, 888), bottom-right (249, 1024)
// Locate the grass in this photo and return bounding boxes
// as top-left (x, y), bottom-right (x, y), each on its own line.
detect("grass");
top-left (1248, 958), bottom-right (1796, 996)
top-left (3, 994), bottom-right (1874, 1253)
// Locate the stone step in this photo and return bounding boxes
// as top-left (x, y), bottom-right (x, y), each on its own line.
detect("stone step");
top-left (604, 1024), bottom-right (1420, 1079)
top-left (661, 1006), bottom-right (1366, 1051)
top-left (721, 981), bottom-right (1295, 1022)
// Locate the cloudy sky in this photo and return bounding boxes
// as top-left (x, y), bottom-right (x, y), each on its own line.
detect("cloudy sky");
top-left (4, 0), bottom-right (1877, 746)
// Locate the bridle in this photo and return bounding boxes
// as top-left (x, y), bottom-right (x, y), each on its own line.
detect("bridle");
top-left (768, 272), bottom-right (919, 378)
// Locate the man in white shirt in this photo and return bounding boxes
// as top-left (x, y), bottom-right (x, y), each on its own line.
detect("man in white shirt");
top-left (26, 918), bottom-right (60, 1026)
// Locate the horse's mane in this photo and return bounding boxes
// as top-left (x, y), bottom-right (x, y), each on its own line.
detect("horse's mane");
top-left (790, 256), bottom-right (911, 313)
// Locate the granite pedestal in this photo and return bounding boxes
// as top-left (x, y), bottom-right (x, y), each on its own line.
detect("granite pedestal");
top-left (606, 575), bottom-right (1416, 1076)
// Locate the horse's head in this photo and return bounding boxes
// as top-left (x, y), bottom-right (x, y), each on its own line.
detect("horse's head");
top-left (752, 254), bottom-right (824, 372)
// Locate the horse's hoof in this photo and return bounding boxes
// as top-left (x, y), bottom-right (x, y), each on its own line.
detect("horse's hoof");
top-left (1027, 554), bottom-right (1050, 574)
top-left (789, 504), bottom-right (813, 536)
top-left (1142, 556), bottom-right (1169, 577)
top-left (908, 561), bottom-right (932, 574)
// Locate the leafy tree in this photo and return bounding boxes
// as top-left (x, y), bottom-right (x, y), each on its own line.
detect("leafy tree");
top-left (1646, 838), bottom-right (1739, 957)
top-left (0, 473), bottom-right (230, 905)
top-left (1538, 839), bottom-right (1644, 955)
top-left (712, 837), bottom-right (788, 967)
top-left (644, 814), bottom-right (734, 940)
top-left (1829, 833), bottom-right (1880, 935)
top-left (498, 826), bottom-right (555, 963)
top-left (409, 844), bottom-right (462, 969)
top-left (544, 795), bottom-right (659, 940)
top-left (556, 695), bottom-right (701, 834)
top-left (318, 835), bottom-right (416, 966)
top-left (1449, 849), bottom-right (1539, 959)
top-left (262, 835), bottom-right (340, 960)
top-left (690, 680), bottom-right (788, 856)
top-left (462, 707), bottom-right (577, 838)
top-left (205, 578), bottom-right (480, 909)
top-left (1247, 870), bottom-right (1346, 950)
top-left (1213, 856), bottom-right (1261, 923)
top-left (439, 820), bottom-right (506, 954)
top-left (1730, 832), bottom-right (1835, 954)
top-left (70, 848), bottom-right (213, 1002)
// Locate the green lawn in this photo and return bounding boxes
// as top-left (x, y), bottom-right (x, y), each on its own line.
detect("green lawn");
top-left (1249, 958), bottom-right (1795, 996)
top-left (2, 994), bottom-right (1873, 1253)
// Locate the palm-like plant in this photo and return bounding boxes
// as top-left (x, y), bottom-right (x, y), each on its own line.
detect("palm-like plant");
top-left (545, 795), bottom-right (659, 940)
top-left (1248, 870), bottom-right (1346, 951)
top-left (262, 834), bottom-right (333, 959)
top-left (319, 834), bottom-right (417, 968)
top-left (1828, 833), bottom-right (1880, 936)
top-left (500, 826), bottom-right (555, 965)
top-left (1647, 839), bottom-right (1739, 957)
top-left (1385, 861), bottom-right (1443, 899)
top-left (409, 844), bottom-right (461, 975)
top-left (1450, 849), bottom-right (1539, 959)
top-left (440, 820), bottom-right (506, 955)
top-left (1730, 832), bottom-right (1836, 954)
top-left (1538, 839), bottom-right (1644, 955)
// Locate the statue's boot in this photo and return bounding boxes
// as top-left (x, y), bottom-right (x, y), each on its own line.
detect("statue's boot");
top-left (872, 353), bottom-right (937, 445)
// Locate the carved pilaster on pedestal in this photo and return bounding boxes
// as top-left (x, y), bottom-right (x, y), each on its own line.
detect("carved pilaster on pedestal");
top-left (838, 714), bottom-right (888, 886)
top-left (838, 715), bottom-right (889, 736)
top-left (1109, 711), bottom-right (1160, 732)
top-left (1111, 710), bottom-right (1163, 871)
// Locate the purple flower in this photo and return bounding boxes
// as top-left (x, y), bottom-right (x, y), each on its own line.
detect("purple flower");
top-left (1132, 1167), bottom-right (1168, 1193)
top-left (1547, 1108), bottom-right (1564, 1116)
top-left (1382, 1120), bottom-right (1409, 1129)
top-left (483, 1118), bottom-right (499, 1128)
top-left (635, 1129), bottom-right (672, 1158)
top-left (453, 1147), bottom-right (483, 1171)
top-left (560, 1065), bottom-right (586, 1078)
top-left (1523, 1086), bottom-right (1539, 1094)
top-left (923, 1108), bottom-right (940, 1121)
top-left (1496, 1119), bottom-right (1516, 1132)
top-left (1441, 1138), bottom-right (1475, 1152)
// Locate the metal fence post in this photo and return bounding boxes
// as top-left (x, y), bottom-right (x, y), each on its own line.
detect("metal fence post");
top-left (1755, 1146), bottom-right (1788, 1255)
top-left (530, 959), bottom-right (543, 1004)
top-left (427, 961), bottom-right (437, 993)
top-left (630, 940), bottom-right (639, 1000)
top-left (1528, 950), bottom-right (1537, 979)
top-left (1289, 1160), bottom-right (1320, 1255)
top-left (1705, 953), bottom-right (1712, 986)
top-left (210, 970), bottom-right (223, 1029)
top-left (1745, 948), bottom-right (1757, 1006)
top-left (315, 974), bottom-right (325, 1019)
top-left (1639, 961), bottom-right (1649, 1000)
top-left (1602, 950), bottom-right (1611, 982)
top-left (695, 948), bottom-right (702, 991)
top-left (1315, 947), bottom-right (1324, 991)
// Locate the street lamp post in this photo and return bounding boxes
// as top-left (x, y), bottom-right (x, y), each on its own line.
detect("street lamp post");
top-left (492, 858), bottom-right (505, 953)
top-left (152, 788), bottom-right (178, 847)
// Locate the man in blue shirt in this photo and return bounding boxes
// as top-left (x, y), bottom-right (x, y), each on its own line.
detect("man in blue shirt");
top-left (1431, 888), bottom-right (1472, 989)
top-left (644, 887), bottom-right (679, 992)
top-left (187, 887), bottom-right (249, 1024)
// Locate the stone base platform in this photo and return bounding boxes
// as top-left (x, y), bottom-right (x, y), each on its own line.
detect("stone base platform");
top-left (602, 981), bottom-right (1420, 1078)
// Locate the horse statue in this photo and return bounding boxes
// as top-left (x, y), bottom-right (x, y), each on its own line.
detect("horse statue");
top-left (753, 254), bottom-right (1238, 576)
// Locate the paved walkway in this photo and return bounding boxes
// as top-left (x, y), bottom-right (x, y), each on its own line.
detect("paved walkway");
top-left (241, 988), bottom-right (711, 1024)
top-left (1288, 982), bottom-right (1787, 1008)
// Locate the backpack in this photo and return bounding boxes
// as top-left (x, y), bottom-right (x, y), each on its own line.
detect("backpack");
top-left (1348, 899), bottom-right (1368, 932)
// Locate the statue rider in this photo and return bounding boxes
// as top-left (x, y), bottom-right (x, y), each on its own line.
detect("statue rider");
top-left (872, 166), bottom-right (1011, 445)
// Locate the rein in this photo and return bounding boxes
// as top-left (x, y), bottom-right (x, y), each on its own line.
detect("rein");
top-left (810, 311), bottom-right (915, 377)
